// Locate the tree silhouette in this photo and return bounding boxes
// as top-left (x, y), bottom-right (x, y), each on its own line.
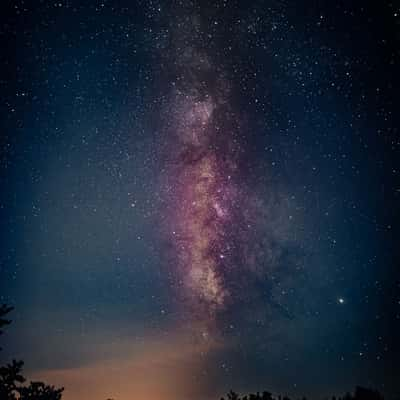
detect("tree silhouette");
top-left (0, 305), bottom-right (24, 400)
top-left (0, 304), bottom-right (13, 352)
top-left (0, 360), bottom-right (25, 400)
top-left (0, 305), bottom-right (64, 399)
top-left (220, 386), bottom-right (387, 400)
top-left (354, 386), bottom-right (384, 400)
top-left (19, 381), bottom-right (64, 400)
top-left (0, 303), bottom-right (392, 400)
top-left (0, 305), bottom-right (13, 334)
top-left (228, 390), bottom-right (240, 400)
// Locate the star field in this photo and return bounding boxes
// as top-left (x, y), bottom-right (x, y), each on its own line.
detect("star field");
top-left (1, 1), bottom-right (399, 399)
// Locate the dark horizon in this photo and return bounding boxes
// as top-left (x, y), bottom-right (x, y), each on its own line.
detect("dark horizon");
top-left (1, 1), bottom-right (399, 399)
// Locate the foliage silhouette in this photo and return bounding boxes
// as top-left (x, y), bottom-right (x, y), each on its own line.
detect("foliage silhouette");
top-left (0, 360), bottom-right (25, 400)
top-left (0, 304), bottom-right (393, 400)
top-left (0, 305), bottom-right (64, 399)
top-left (221, 386), bottom-right (386, 400)
top-left (19, 381), bottom-right (64, 400)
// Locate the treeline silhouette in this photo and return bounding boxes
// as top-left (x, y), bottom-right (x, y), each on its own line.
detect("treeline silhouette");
top-left (0, 305), bottom-right (395, 400)
top-left (220, 387), bottom-right (387, 400)
top-left (0, 304), bottom-right (63, 399)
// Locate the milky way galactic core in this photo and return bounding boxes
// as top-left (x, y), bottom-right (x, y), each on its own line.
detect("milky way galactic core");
top-left (159, 22), bottom-right (296, 328)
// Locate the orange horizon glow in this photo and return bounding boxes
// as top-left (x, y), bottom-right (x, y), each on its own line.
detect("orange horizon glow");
top-left (28, 327), bottom-right (228, 400)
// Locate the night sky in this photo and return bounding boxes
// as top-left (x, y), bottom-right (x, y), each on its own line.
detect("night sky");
top-left (1, 1), bottom-right (399, 399)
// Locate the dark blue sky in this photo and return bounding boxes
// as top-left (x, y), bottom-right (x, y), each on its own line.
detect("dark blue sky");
top-left (1, 1), bottom-right (399, 399)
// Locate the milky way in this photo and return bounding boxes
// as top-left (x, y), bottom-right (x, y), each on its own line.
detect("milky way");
top-left (159, 41), bottom-right (277, 324)
top-left (166, 96), bottom-right (236, 316)
top-left (4, 1), bottom-right (399, 399)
